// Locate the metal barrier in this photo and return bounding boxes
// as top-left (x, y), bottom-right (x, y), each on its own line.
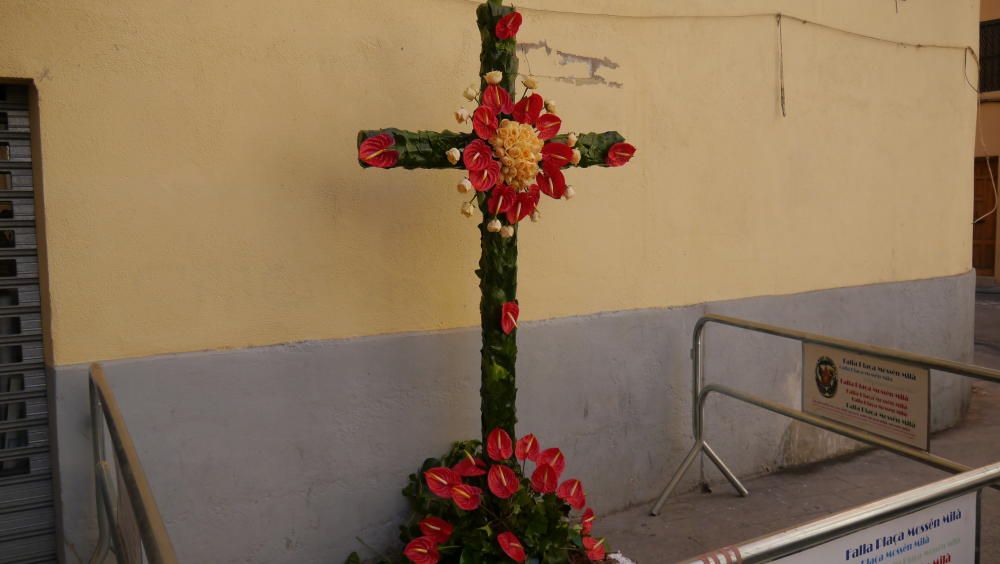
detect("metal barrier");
top-left (684, 460), bottom-right (999, 563)
top-left (89, 363), bottom-right (177, 564)
top-left (650, 314), bottom-right (1000, 516)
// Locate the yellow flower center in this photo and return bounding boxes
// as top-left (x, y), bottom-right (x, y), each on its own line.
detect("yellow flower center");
top-left (489, 119), bottom-right (544, 189)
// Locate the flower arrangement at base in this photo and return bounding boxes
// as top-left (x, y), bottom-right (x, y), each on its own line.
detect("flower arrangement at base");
top-left (397, 429), bottom-right (606, 563)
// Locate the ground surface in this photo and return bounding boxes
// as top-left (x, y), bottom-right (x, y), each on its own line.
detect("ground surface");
top-left (602, 294), bottom-right (1000, 563)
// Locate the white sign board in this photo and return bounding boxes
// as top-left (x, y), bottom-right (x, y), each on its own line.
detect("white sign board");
top-left (776, 492), bottom-right (979, 564)
top-left (802, 343), bottom-right (931, 450)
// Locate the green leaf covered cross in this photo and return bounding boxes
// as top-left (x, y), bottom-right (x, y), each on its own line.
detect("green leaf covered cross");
top-left (356, 0), bottom-right (635, 443)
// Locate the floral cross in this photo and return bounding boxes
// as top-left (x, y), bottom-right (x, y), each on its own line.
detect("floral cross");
top-left (356, 0), bottom-right (634, 456)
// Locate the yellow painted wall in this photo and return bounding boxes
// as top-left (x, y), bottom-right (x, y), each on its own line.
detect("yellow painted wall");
top-left (0, 0), bottom-right (978, 365)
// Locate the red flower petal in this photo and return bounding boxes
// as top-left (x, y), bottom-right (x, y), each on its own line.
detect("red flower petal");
top-left (535, 114), bottom-right (562, 140)
top-left (581, 507), bottom-right (596, 535)
top-left (513, 94), bottom-right (544, 125)
top-left (497, 531), bottom-right (527, 562)
top-left (453, 452), bottom-right (488, 477)
top-left (530, 463), bottom-right (558, 494)
top-left (505, 188), bottom-right (539, 224)
top-left (473, 106), bottom-right (499, 140)
top-left (470, 159), bottom-right (501, 192)
top-left (488, 184), bottom-right (516, 215)
top-left (606, 142), bottom-right (636, 167)
top-left (556, 478), bottom-right (587, 510)
top-left (424, 467), bottom-right (459, 499)
top-left (500, 301), bottom-right (519, 335)
top-left (359, 133), bottom-right (399, 168)
top-left (463, 139), bottom-right (494, 171)
top-left (536, 165), bottom-right (566, 199)
top-left (495, 12), bottom-right (523, 41)
top-left (515, 434), bottom-right (540, 461)
top-left (450, 483), bottom-right (482, 511)
top-left (541, 142), bottom-right (573, 168)
top-left (487, 464), bottom-right (520, 499)
top-left (486, 427), bottom-right (514, 461)
top-left (583, 537), bottom-right (606, 561)
top-left (404, 536), bottom-right (440, 564)
top-left (418, 517), bottom-right (454, 544)
top-left (482, 85), bottom-right (514, 115)
top-left (537, 448), bottom-right (565, 477)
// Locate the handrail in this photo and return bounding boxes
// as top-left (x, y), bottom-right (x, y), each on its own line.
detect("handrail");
top-left (651, 313), bottom-right (1000, 515)
top-left (683, 460), bottom-right (1000, 563)
top-left (89, 363), bottom-right (178, 564)
top-left (694, 314), bottom-right (1000, 386)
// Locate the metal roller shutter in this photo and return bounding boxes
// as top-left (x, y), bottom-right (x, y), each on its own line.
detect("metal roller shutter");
top-left (0, 84), bottom-right (57, 564)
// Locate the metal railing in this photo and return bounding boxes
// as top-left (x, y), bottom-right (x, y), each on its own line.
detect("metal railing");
top-left (684, 460), bottom-right (999, 563)
top-left (89, 363), bottom-right (177, 564)
top-left (650, 314), bottom-right (1000, 516)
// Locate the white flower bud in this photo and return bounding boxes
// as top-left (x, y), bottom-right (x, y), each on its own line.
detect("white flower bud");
top-left (446, 148), bottom-right (461, 165)
top-left (463, 86), bottom-right (479, 101)
top-left (567, 132), bottom-right (578, 148)
top-left (522, 76), bottom-right (538, 89)
top-left (531, 210), bottom-right (541, 223)
top-left (571, 149), bottom-right (582, 166)
top-left (457, 178), bottom-right (473, 193)
top-left (487, 219), bottom-right (503, 233)
top-left (461, 202), bottom-right (477, 217)
top-left (564, 186), bottom-right (576, 200)
top-left (485, 71), bottom-right (503, 85)
top-left (500, 225), bottom-right (515, 238)
top-left (455, 107), bottom-right (470, 124)
top-left (545, 100), bottom-right (557, 114)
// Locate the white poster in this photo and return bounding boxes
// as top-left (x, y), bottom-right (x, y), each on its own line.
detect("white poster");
top-left (777, 492), bottom-right (979, 564)
top-left (803, 343), bottom-right (931, 450)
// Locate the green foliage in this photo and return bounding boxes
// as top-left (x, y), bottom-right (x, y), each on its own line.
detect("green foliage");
top-left (398, 441), bottom-right (588, 563)
top-left (357, 129), bottom-right (473, 170)
top-left (552, 132), bottom-right (626, 168)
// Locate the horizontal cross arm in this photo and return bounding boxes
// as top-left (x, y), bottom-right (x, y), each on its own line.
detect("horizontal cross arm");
top-left (357, 128), bottom-right (474, 170)
top-left (552, 131), bottom-right (627, 168)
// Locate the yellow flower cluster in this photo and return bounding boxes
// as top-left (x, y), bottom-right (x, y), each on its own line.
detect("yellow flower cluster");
top-left (489, 120), bottom-right (544, 189)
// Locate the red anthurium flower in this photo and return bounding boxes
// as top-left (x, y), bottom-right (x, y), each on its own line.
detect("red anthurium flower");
top-left (463, 139), bottom-right (494, 171)
top-left (453, 451), bottom-right (488, 477)
top-left (537, 448), bottom-right (566, 477)
top-left (487, 464), bottom-right (520, 499)
top-left (473, 106), bottom-right (499, 140)
top-left (487, 427), bottom-right (514, 461)
top-left (583, 537), bottom-right (606, 561)
top-left (581, 507), bottom-right (596, 535)
top-left (358, 133), bottom-right (399, 168)
top-left (482, 85), bottom-right (514, 115)
top-left (495, 12), bottom-right (523, 41)
top-left (506, 188), bottom-right (539, 224)
top-left (536, 164), bottom-right (566, 199)
top-left (541, 142), bottom-right (573, 168)
top-left (424, 467), bottom-right (460, 499)
top-left (497, 531), bottom-right (527, 562)
top-left (536, 114), bottom-right (562, 141)
top-left (531, 463), bottom-right (558, 494)
top-left (606, 142), bottom-right (636, 167)
top-left (418, 517), bottom-right (454, 544)
top-left (488, 184), bottom-right (516, 215)
top-left (470, 159), bottom-right (501, 192)
top-left (404, 536), bottom-right (440, 564)
top-left (515, 433), bottom-right (540, 461)
top-left (450, 483), bottom-right (482, 511)
top-left (513, 94), bottom-right (544, 125)
top-left (556, 479), bottom-right (587, 510)
top-left (500, 301), bottom-right (519, 335)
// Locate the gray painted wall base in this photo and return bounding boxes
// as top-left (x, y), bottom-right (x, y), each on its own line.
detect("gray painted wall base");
top-left (52, 271), bottom-right (974, 563)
